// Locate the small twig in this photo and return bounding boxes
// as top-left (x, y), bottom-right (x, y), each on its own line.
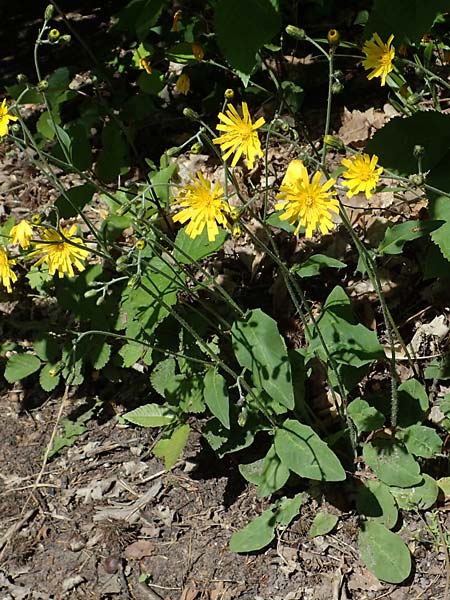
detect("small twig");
top-left (0, 509), bottom-right (37, 556)
top-left (21, 385), bottom-right (70, 515)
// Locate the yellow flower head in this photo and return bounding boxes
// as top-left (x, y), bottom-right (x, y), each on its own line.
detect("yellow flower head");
top-left (0, 246), bottom-right (17, 293)
top-left (28, 225), bottom-right (89, 278)
top-left (0, 99), bottom-right (18, 137)
top-left (213, 102), bottom-right (265, 169)
top-left (362, 33), bottom-right (395, 86)
top-left (275, 160), bottom-right (339, 237)
top-left (341, 153), bottom-right (383, 199)
top-left (176, 72), bottom-right (190, 95)
top-left (172, 172), bottom-right (230, 242)
top-left (10, 220), bottom-right (33, 249)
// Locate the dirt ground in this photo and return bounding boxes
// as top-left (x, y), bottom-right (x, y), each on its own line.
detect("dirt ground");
top-left (2, 3), bottom-right (450, 599)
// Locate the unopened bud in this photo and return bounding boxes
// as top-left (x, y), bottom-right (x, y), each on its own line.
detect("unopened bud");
top-left (327, 29), bottom-right (340, 47)
top-left (407, 93), bottom-right (421, 105)
top-left (323, 135), bottom-right (344, 150)
top-left (285, 25), bottom-right (306, 41)
top-left (17, 73), bottom-right (28, 84)
top-left (127, 274), bottom-right (141, 289)
top-left (135, 239), bottom-right (146, 250)
top-left (31, 213), bottom-right (44, 225)
top-left (48, 28), bottom-right (60, 42)
top-left (115, 256), bottom-right (129, 272)
top-left (37, 80), bottom-right (48, 91)
top-left (183, 107), bottom-right (200, 121)
top-left (84, 289), bottom-right (99, 298)
top-left (11, 123), bottom-right (21, 133)
top-left (191, 142), bottom-right (203, 154)
top-left (331, 82), bottom-right (344, 94)
top-left (96, 295), bottom-right (105, 306)
top-left (165, 146), bottom-right (179, 157)
top-left (44, 4), bottom-right (54, 20)
top-left (59, 34), bottom-right (71, 45)
top-left (413, 145), bottom-right (424, 159)
top-left (232, 224), bottom-right (242, 238)
top-left (411, 173), bottom-right (425, 186)
top-left (281, 122), bottom-right (290, 132)
top-left (224, 89), bottom-right (234, 100)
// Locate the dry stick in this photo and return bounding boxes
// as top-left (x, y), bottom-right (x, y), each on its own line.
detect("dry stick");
top-left (0, 509), bottom-right (37, 559)
top-left (21, 385), bottom-right (70, 516)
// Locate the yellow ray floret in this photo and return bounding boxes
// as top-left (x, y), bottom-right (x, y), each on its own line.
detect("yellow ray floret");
top-left (213, 102), bottom-right (265, 169)
top-left (362, 33), bottom-right (395, 87)
top-left (0, 98), bottom-right (18, 137)
top-left (275, 160), bottom-right (339, 238)
top-left (28, 225), bottom-right (89, 278)
top-left (341, 153), bottom-right (383, 199)
top-left (10, 220), bottom-right (34, 249)
top-left (172, 172), bottom-right (230, 242)
top-left (0, 246), bottom-right (17, 293)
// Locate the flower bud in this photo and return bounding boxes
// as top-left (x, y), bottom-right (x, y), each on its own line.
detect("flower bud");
top-left (190, 142), bottom-right (203, 154)
top-left (192, 42), bottom-right (204, 61)
top-left (411, 173), bottom-right (425, 186)
top-left (285, 25), bottom-right (306, 41)
top-left (183, 107), bottom-right (200, 121)
top-left (96, 295), bottom-right (105, 306)
top-left (48, 28), bottom-right (60, 42)
top-left (37, 80), bottom-right (48, 91)
top-left (323, 135), bottom-right (344, 150)
top-left (127, 274), bottom-right (141, 289)
top-left (59, 34), bottom-right (71, 45)
top-left (413, 145), bottom-right (424, 159)
top-left (44, 4), bottom-right (54, 20)
top-left (17, 73), bottom-right (28, 84)
top-left (281, 122), bottom-right (290, 132)
top-left (224, 88), bottom-right (234, 100)
top-left (31, 213), bottom-right (44, 225)
top-left (327, 29), bottom-right (340, 47)
top-left (84, 289), bottom-right (99, 298)
top-left (135, 239), bottom-right (146, 250)
top-left (229, 207), bottom-right (240, 220)
top-left (115, 256), bottom-right (129, 272)
top-left (232, 224), bottom-right (242, 238)
top-left (407, 93), bottom-right (421, 105)
top-left (11, 123), bottom-right (21, 134)
top-left (331, 82), bottom-right (344, 94)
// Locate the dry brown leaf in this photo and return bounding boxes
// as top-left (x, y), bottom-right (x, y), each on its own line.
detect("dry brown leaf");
top-left (179, 584), bottom-right (200, 600)
top-left (124, 539), bottom-right (154, 560)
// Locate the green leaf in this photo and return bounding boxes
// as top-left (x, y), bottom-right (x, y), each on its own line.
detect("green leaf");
top-left (150, 164), bottom-right (177, 203)
top-left (274, 419), bottom-right (346, 482)
top-left (90, 342), bottom-right (111, 370)
top-left (275, 493), bottom-right (305, 526)
top-left (309, 512), bottom-right (339, 538)
top-left (167, 42), bottom-right (197, 64)
top-left (114, 0), bottom-right (168, 40)
top-left (39, 363), bottom-right (60, 392)
top-left (119, 342), bottom-right (144, 368)
top-left (153, 424), bottom-right (190, 470)
top-left (37, 111), bottom-right (60, 139)
top-left (239, 444), bottom-right (290, 497)
top-left (4, 353), bottom-right (41, 383)
top-left (366, 112), bottom-right (450, 176)
top-left (95, 121), bottom-right (129, 183)
top-left (204, 368), bottom-right (230, 429)
top-left (348, 398), bottom-right (385, 434)
top-left (365, 0), bottom-right (449, 44)
top-left (33, 337), bottom-right (60, 363)
top-left (358, 522), bottom-right (411, 583)
top-left (229, 508), bottom-right (277, 552)
top-left (266, 211), bottom-right (296, 232)
top-left (150, 358), bottom-right (176, 396)
top-left (429, 195), bottom-right (450, 262)
top-left (214, 0), bottom-right (281, 77)
top-left (54, 183), bottom-right (96, 220)
top-left (389, 474), bottom-right (439, 510)
top-left (122, 403), bottom-right (176, 427)
top-left (396, 424), bottom-right (442, 458)
top-left (397, 378), bottom-right (429, 426)
top-left (292, 254), bottom-right (346, 278)
top-left (363, 439), bottom-right (422, 487)
top-left (173, 227), bottom-right (228, 264)
top-left (425, 355), bottom-right (450, 380)
top-left (378, 220), bottom-right (443, 255)
top-left (356, 480), bottom-right (398, 529)
top-left (231, 309), bottom-right (295, 410)
top-left (137, 70), bottom-right (165, 95)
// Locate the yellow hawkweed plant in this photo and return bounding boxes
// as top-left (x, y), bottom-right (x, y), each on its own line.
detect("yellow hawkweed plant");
top-left (0, 246), bottom-right (17, 293)
top-left (213, 102), bottom-right (265, 169)
top-left (10, 220), bottom-right (33, 249)
top-left (275, 160), bottom-right (339, 237)
top-left (0, 99), bottom-right (18, 137)
top-left (28, 225), bottom-right (89, 278)
top-left (172, 172), bottom-right (230, 242)
top-left (341, 153), bottom-right (383, 199)
top-left (362, 33), bottom-right (395, 86)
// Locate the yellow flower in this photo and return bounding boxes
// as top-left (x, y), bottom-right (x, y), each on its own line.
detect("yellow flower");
top-left (10, 220), bottom-right (33, 249)
top-left (139, 57), bottom-right (152, 75)
top-left (341, 153), bottom-right (383, 199)
top-left (28, 225), bottom-right (89, 278)
top-left (213, 102), bottom-right (265, 169)
top-left (327, 29), bottom-right (340, 47)
top-left (176, 73), bottom-right (190, 95)
top-left (0, 99), bottom-right (18, 137)
top-left (0, 246), bottom-right (17, 293)
top-left (275, 160), bottom-right (339, 237)
top-left (172, 172), bottom-right (230, 241)
top-left (192, 42), bottom-right (204, 61)
top-left (362, 33), bottom-right (395, 86)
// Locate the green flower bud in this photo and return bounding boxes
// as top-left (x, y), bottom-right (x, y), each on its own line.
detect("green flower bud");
top-left (165, 146), bottom-right (179, 157)
top-left (413, 145), bottom-right (424, 159)
top-left (115, 256), bottom-right (129, 272)
top-left (59, 34), bottom-right (71, 45)
top-left (407, 93), bottom-right (421, 105)
top-left (331, 82), bottom-right (344, 94)
top-left (183, 107), bottom-right (200, 121)
top-left (191, 142), bottom-right (203, 154)
top-left (48, 28), bottom-right (60, 42)
top-left (37, 80), bottom-right (48, 91)
top-left (224, 88), bottom-right (234, 100)
top-left (96, 295), bottom-right (105, 306)
top-left (44, 4), bottom-right (54, 20)
top-left (281, 122), bottom-right (290, 132)
top-left (323, 135), bottom-right (344, 150)
top-left (127, 274), bottom-right (141, 289)
top-left (17, 73), bottom-right (28, 84)
top-left (411, 173), bottom-right (425, 186)
top-left (11, 123), bottom-right (21, 134)
top-left (84, 288), bottom-right (99, 298)
top-left (285, 25), bottom-right (306, 41)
